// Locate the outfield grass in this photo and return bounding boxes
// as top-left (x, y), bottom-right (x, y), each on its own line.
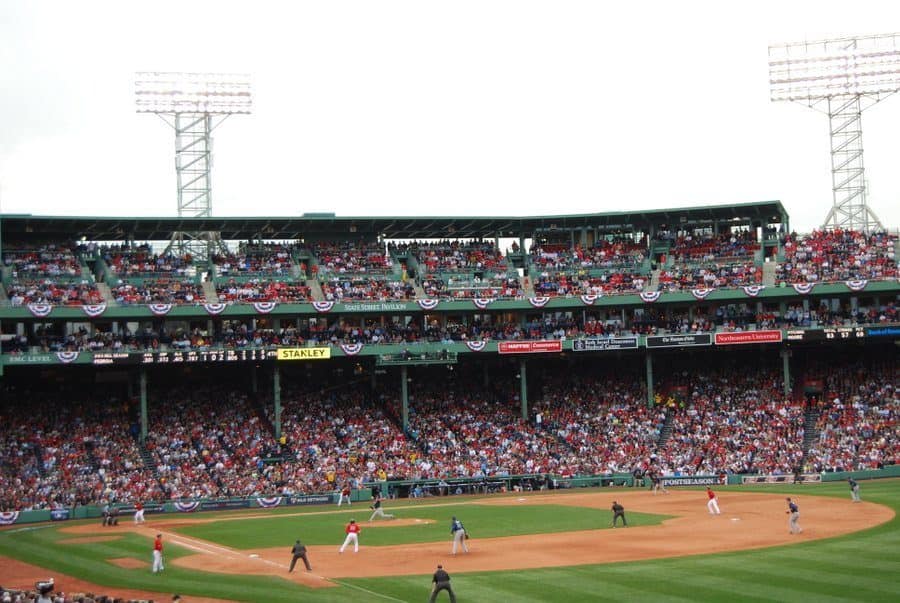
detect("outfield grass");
top-left (0, 480), bottom-right (898, 602)
top-left (175, 503), bottom-right (668, 548)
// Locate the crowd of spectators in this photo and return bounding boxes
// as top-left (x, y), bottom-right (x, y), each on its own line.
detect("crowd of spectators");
top-left (111, 280), bottom-right (206, 305)
top-left (3, 244), bottom-right (82, 278)
top-left (529, 238), bottom-right (647, 271)
top-left (212, 243), bottom-right (295, 276)
top-left (313, 242), bottom-right (393, 274)
top-left (532, 271), bottom-right (647, 296)
top-left (658, 261), bottom-right (761, 290)
top-left (654, 366), bottom-right (805, 476)
top-left (777, 229), bottom-right (897, 284)
top-left (805, 360), bottom-right (897, 472)
top-left (667, 231), bottom-right (759, 262)
top-left (404, 240), bottom-right (507, 273)
top-left (6, 282), bottom-right (103, 307)
top-left (321, 277), bottom-right (414, 301)
top-left (102, 245), bottom-right (196, 278)
top-left (215, 278), bottom-right (311, 303)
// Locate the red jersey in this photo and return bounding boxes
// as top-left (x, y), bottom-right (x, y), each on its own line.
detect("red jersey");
top-left (707, 489), bottom-right (716, 500)
top-left (154, 537), bottom-right (163, 551)
top-left (345, 523), bottom-right (360, 535)
top-left (342, 486), bottom-right (351, 496)
top-left (136, 502), bottom-right (143, 511)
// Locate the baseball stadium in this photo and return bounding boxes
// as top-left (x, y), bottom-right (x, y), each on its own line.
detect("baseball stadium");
top-left (2, 13), bottom-right (900, 601)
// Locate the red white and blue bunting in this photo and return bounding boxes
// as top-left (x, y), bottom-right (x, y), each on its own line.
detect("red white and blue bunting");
top-left (639, 291), bottom-right (661, 303)
top-left (690, 288), bottom-right (714, 300)
top-left (465, 340), bottom-right (487, 352)
top-left (792, 283), bottom-right (816, 295)
top-left (27, 303), bottom-right (53, 318)
top-left (742, 285), bottom-right (765, 297)
top-left (528, 296), bottom-right (551, 308)
top-left (148, 303), bottom-right (173, 316)
top-left (416, 299), bottom-right (440, 311)
top-left (82, 303), bottom-right (107, 318)
top-left (0, 511), bottom-right (19, 526)
top-left (56, 351), bottom-right (79, 364)
top-left (312, 301), bottom-right (335, 313)
top-left (845, 279), bottom-right (868, 292)
top-left (472, 298), bottom-right (495, 310)
top-left (203, 303), bottom-right (228, 315)
top-left (252, 301), bottom-right (278, 314)
top-left (580, 294), bottom-right (600, 306)
top-left (174, 501), bottom-right (201, 513)
top-left (256, 496), bottom-right (283, 509)
top-left (340, 343), bottom-right (364, 356)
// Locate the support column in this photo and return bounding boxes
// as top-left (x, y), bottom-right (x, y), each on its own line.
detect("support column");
top-left (781, 349), bottom-right (792, 397)
top-left (401, 366), bottom-right (409, 431)
top-left (483, 362), bottom-right (489, 388)
top-left (140, 368), bottom-right (148, 442)
top-left (251, 365), bottom-right (258, 394)
top-left (645, 352), bottom-right (654, 408)
top-left (519, 359), bottom-right (528, 420)
top-left (273, 364), bottom-right (282, 440)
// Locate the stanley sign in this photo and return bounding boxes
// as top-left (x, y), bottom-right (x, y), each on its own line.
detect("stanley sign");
top-left (277, 347), bottom-right (332, 360)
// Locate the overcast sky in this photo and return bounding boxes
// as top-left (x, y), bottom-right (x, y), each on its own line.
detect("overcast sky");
top-left (1, 1), bottom-right (898, 233)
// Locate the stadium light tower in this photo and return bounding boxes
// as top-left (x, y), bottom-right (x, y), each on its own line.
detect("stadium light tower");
top-left (769, 33), bottom-right (900, 233)
top-left (135, 72), bottom-right (252, 260)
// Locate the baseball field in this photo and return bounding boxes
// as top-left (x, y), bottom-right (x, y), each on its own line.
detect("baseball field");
top-left (1, 479), bottom-right (898, 602)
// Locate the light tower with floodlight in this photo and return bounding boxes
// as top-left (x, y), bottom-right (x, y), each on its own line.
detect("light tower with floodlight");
top-left (769, 33), bottom-right (900, 233)
top-left (135, 72), bottom-right (252, 260)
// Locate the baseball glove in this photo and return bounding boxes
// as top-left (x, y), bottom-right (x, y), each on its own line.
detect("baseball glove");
top-left (465, 532), bottom-right (470, 540)
top-left (369, 506), bottom-right (374, 510)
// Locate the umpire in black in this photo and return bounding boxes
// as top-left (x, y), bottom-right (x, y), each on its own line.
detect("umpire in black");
top-left (429, 564), bottom-right (457, 602)
top-left (289, 539), bottom-right (312, 572)
top-left (611, 501), bottom-right (627, 527)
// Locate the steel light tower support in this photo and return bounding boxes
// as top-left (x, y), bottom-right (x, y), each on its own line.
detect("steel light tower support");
top-left (769, 34), bottom-right (900, 233)
top-left (135, 72), bottom-right (252, 261)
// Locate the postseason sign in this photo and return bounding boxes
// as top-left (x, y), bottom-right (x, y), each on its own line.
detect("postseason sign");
top-left (573, 337), bottom-right (639, 351)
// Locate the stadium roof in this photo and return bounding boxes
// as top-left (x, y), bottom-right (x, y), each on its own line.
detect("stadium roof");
top-left (0, 201), bottom-right (787, 241)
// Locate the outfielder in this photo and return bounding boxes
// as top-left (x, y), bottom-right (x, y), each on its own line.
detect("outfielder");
top-left (339, 519), bottom-right (361, 553)
top-left (450, 516), bottom-right (468, 554)
top-left (152, 533), bottom-right (164, 573)
top-left (368, 493), bottom-right (395, 521)
top-left (338, 484), bottom-right (352, 507)
top-left (786, 497), bottom-right (802, 534)
top-left (706, 487), bottom-right (721, 515)
top-left (848, 478), bottom-right (861, 502)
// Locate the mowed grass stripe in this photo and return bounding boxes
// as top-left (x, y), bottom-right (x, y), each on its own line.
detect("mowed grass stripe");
top-left (758, 550), bottom-right (900, 575)
top-left (741, 561), bottom-right (896, 597)
top-left (175, 503), bottom-right (668, 549)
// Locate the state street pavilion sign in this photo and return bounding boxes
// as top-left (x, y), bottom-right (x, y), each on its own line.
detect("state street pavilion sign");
top-left (277, 347), bottom-right (332, 360)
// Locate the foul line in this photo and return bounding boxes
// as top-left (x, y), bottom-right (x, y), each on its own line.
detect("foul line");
top-left (329, 579), bottom-right (409, 603)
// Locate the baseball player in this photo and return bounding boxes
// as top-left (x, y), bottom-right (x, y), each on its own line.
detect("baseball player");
top-left (848, 478), bottom-right (861, 502)
top-left (611, 501), bottom-right (627, 527)
top-left (651, 469), bottom-right (668, 495)
top-left (152, 533), bottom-right (165, 573)
top-left (706, 487), bottom-right (721, 515)
top-left (450, 516), bottom-right (468, 554)
top-left (289, 539), bottom-right (312, 572)
top-left (338, 484), bottom-right (352, 507)
top-left (368, 493), bottom-right (395, 521)
top-left (134, 501), bottom-right (145, 524)
top-left (429, 564), bottom-right (457, 603)
top-left (786, 497), bottom-right (802, 534)
top-left (339, 519), bottom-right (361, 553)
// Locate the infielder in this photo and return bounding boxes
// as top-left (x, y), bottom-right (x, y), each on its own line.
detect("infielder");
top-left (450, 516), bottom-right (468, 554)
top-left (786, 497), bottom-right (802, 534)
top-left (368, 493), bottom-right (395, 521)
top-left (152, 533), bottom-right (164, 573)
top-left (706, 487), bottom-right (721, 515)
top-left (134, 501), bottom-right (145, 524)
top-left (848, 478), bottom-right (861, 502)
top-left (339, 519), bottom-right (361, 553)
top-left (338, 484), bottom-right (352, 507)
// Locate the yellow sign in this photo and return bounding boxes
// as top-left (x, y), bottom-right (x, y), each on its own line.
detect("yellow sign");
top-left (277, 347), bottom-right (332, 360)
